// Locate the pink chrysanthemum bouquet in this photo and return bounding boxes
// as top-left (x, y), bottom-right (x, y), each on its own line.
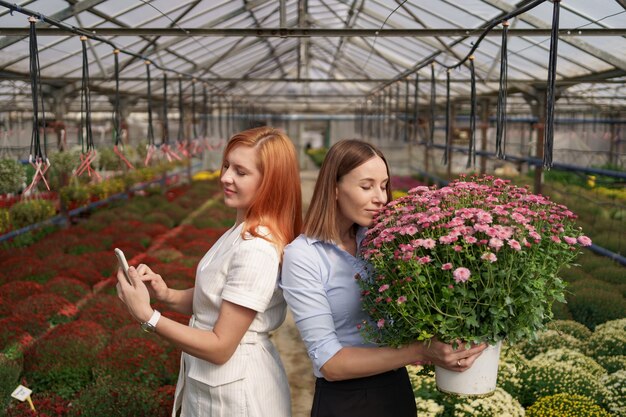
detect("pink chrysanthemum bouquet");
top-left (359, 175), bottom-right (591, 347)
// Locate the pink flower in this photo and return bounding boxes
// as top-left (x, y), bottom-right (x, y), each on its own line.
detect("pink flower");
top-left (399, 243), bottom-right (413, 252)
top-left (377, 319), bottom-right (385, 329)
top-left (481, 252), bottom-right (498, 263)
top-left (489, 238), bottom-right (504, 251)
top-left (439, 235), bottom-right (458, 244)
top-left (507, 239), bottom-right (522, 251)
top-left (476, 211), bottom-right (493, 223)
top-left (453, 267), bottom-right (471, 283)
top-left (418, 256), bottom-right (432, 264)
top-left (464, 236), bottom-right (478, 244)
top-left (511, 212), bottom-right (528, 224)
top-left (397, 296), bottom-right (407, 304)
top-left (563, 236), bottom-right (577, 245)
top-left (401, 225), bottom-right (419, 236)
top-left (378, 284), bottom-right (389, 293)
top-left (422, 238), bottom-right (436, 249)
top-left (550, 235), bottom-right (562, 244)
top-left (577, 235), bottom-right (592, 246)
top-left (441, 263), bottom-right (453, 270)
top-left (453, 245), bottom-right (463, 252)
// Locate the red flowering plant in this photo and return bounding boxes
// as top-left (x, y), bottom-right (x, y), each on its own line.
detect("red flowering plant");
top-left (358, 175), bottom-right (591, 347)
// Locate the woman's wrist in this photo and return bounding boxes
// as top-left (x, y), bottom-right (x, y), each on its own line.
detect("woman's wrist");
top-left (408, 341), bottom-right (431, 365)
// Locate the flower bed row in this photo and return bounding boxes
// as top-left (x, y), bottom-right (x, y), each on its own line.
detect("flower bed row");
top-left (0, 179), bottom-right (234, 416)
top-left (0, 157), bottom-right (192, 236)
top-left (409, 318), bottom-right (625, 416)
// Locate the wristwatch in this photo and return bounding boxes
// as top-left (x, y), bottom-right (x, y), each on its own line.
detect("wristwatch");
top-left (141, 310), bottom-right (161, 333)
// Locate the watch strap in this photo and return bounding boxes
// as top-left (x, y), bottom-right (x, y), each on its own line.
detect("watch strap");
top-left (141, 309), bottom-right (161, 332)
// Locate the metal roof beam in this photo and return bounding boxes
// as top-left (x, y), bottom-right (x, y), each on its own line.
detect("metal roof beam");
top-left (0, 0), bottom-right (108, 49)
top-left (3, 27), bottom-right (624, 36)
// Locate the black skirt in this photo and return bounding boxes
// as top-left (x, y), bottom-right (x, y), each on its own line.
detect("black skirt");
top-left (311, 367), bottom-right (417, 417)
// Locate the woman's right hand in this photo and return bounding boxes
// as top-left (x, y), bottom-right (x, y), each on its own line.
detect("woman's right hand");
top-left (135, 263), bottom-right (170, 303)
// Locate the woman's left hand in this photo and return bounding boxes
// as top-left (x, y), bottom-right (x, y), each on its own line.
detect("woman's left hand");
top-left (419, 338), bottom-right (488, 372)
top-left (115, 266), bottom-right (154, 323)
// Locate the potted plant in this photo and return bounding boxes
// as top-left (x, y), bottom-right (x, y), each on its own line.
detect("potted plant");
top-left (358, 175), bottom-right (591, 396)
top-left (0, 158), bottom-right (26, 196)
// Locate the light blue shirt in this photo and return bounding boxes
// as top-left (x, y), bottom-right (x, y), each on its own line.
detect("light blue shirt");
top-left (280, 228), bottom-right (377, 378)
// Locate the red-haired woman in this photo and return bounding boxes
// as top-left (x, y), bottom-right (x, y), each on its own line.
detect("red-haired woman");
top-left (116, 127), bottom-right (302, 417)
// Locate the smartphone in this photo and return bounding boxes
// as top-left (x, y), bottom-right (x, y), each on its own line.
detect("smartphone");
top-left (114, 248), bottom-right (132, 285)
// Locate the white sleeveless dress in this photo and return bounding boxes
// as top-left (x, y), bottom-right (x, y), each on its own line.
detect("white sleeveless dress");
top-left (172, 223), bottom-right (291, 417)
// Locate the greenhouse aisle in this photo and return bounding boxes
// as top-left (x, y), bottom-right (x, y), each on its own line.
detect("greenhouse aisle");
top-left (273, 169), bottom-right (318, 417)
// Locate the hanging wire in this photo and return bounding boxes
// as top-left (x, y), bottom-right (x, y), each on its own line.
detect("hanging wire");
top-left (394, 83), bottom-right (400, 141)
top-left (161, 74), bottom-right (181, 162)
top-left (202, 83), bottom-right (208, 139)
top-left (543, 0), bottom-right (561, 169)
top-left (413, 73), bottom-right (419, 143)
top-left (217, 95), bottom-right (223, 139)
top-left (177, 76), bottom-right (184, 145)
top-left (366, 97), bottom-right (373, 139)
top-left (112, 49), bottom-right (134, 169)
top-left (376, 93), bottom-right (383, 140)
top-left (145, 62), bottom-right (155, 147)
top-left (495, 21), bottom-right (509, 160)
top-left (467, 56), bottom-right (477, 168)
top-left (24, 16), bottom-right (50, 193)
top-left (112, 49), bottom-right (122, 146)
top-left (74, 36), bottom-right (100, 180)
top-left (191, 79), bottom-right (198, 140)
top-left (144, 61), bottom-right (156, 166)
top-left (177, 76), bottom-right (189, 157)
top-left (403, 78), bottom-right (410, 143)
top-left (162, 74), bottom-right (169, 146)
top-left (443, 69), bottom-right (451, 165)
top-left (429, 63), bottom-right (436, 145)
top-left (361, 0), bottom-right (410, 72)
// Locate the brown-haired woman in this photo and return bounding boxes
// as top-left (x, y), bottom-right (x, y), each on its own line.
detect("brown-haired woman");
top-left (116, 127), bottom-right (301, 417)
top-left (281, 139), bottom-right (486, 417)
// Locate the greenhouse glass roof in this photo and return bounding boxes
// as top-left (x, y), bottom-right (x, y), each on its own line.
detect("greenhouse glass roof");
top-left (0, 0), bottom-right (624, 113)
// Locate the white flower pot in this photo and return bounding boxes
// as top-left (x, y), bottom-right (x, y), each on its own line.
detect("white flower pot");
top-left (435, 341), bottom-right (502, 397)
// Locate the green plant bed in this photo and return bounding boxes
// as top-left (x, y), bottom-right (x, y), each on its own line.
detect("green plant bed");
top-left (517, 359), bottom-right (610, 408)
top-left (305, 147), bottom-right (328, 167)
top-left (560, 266), bottom-right (593, 283)
top-left (576, 251), bottom-right (612, 271)
top-left (567, 288), bottom-right (626, 330)
top-left (591, 265), bottom-right (626, 285)
top-left (602, 370), bottom-right (626, 416)
top-left (596, 355), bottom-right (626, 374)
top-left (591, 230), bottom-right (625, 254)
top-left (22, 320), bottom-right (109, 399)
top-left (0, 354), bottom-right (22, 414)
top-left (68, 377), bottom-right (173, 417)
top-left (547, 320), bottom-right (593, 340)
top-left (9, 199), bottom-right (56, 230)
top-left (551, 300), bottom-right (573, 320)
top-left (584, 324), bottom-right (626, 359)
top-left (569, 276), bottom-right (621, 290)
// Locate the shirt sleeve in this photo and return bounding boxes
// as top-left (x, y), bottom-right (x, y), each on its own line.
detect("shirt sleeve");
top-left (221, 236), bottom-right (279, 313)
top-left (280, 239), bottom-right (343, 375)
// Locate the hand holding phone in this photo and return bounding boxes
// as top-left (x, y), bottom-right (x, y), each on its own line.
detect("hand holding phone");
top-left (114, 248), bottom-right (132, 285)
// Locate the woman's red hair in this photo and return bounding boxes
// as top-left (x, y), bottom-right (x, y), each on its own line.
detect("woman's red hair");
top-left (222, 127), bottom-right (302, 255)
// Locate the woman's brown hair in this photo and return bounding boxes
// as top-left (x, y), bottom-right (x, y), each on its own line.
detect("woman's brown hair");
top-left (222, 127), bottom-right (302, 254)
top-left (303, 139), bottom-right (391, 242)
